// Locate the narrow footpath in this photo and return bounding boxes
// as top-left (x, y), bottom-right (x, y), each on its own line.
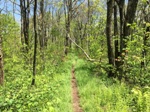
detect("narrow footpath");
top-left (71, 64), bottom-right (83, 112)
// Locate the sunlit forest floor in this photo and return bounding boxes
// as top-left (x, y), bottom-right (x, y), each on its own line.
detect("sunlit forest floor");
top-left (0, 54), bottom-right (150, 112)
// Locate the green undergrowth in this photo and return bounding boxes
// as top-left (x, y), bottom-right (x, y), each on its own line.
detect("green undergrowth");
top-left (75, 58), bottom-right (150, 112)
top-left (0, 54), bottom-right (75, 112)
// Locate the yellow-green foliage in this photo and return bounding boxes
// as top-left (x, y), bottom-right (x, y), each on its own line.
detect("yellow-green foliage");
top-left (0, 55), bottom-right (73, 112)
top-left (0, 14), bottom-right (20, 56)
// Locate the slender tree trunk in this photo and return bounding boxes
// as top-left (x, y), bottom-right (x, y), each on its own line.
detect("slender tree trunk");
top-left (31, 0), bottom-right (37, 86)
top-left (26, 0), bottom-right (30, 50)
top-left (86, 0), bottom-right (90, 53)
top-left (39, 0), bottom-right (44, 49)
top-left (39, 0), bottom-right (45, 70)
top-left (118, 0), bottom-right (125, 53)
top-left (20, 0), bottom-right (30, 53)
top-left (23, 0), bottom-right (29, 52)
top-left (64, 0), bottom-right (72, 55)
top-left (20, 0), bottom-right (24, 45)
top-left (64, 0), bottom-right (67, 55)
top-left (106, 0), bottom-right (115, 77)
top-left (0, 37), bottom-right (4, 85)
top-left (114, 2), bottom-right (119, 70)
top-left (0, 11), bottom-right (4, 85)
top-left (65, 22), bottom-right (70, 55)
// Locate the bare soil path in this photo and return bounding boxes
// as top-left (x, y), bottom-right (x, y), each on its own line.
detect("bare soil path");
top-left (71, 64), bottom-right (83, 112)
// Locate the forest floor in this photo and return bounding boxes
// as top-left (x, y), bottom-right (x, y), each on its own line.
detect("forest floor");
top-left (0, 53), bottom-right (149, 112)
top-left (71, 63), bottom-right (83, 112)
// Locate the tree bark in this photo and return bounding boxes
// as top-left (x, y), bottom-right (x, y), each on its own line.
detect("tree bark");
top-left (31, 0), bottom-right (37, 86)
top-left (20, 0), bottom-right (30, 52)
top-left (39, 0), bottom-right (45, 49)
top-left (39, 0), bottom-right (45, 70)
top-left (114, 2), bottom-right (119, 69)
top-left (64, 0), bottom-right (72, 55)
top-left (106, 0), bottom-right (115, 77)
top-left (20, 0), bottom-right (24, 45)
top-left (117, 0), bottom-right (125, 53)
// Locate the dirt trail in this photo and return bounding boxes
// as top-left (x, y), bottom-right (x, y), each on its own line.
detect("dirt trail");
top-left (71, 64), bottom-right (83, 112)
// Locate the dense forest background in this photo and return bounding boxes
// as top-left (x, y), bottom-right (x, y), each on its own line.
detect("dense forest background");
top-left (0, 0), bottom-right (150, 112)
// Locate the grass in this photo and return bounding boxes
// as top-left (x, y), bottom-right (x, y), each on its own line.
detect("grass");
top-left (75, 58), bottom-right (150, 112)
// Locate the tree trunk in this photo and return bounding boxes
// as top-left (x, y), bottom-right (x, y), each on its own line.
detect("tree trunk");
top-left (31, 0), bottom-right (37, 86)
top-left (20, 0), bottom-right (24, 44)
top-left (39, 0), bottom-right (45, 50)
top-left (0, 11), bottom-right (4, 85)
top-left (0, 37), bottom-right (4, 85)
top-left (118, 0), bottom-right (125, 53)
top-left (64, 0), bottom-right (72, 55)
top-left (114, 2), bottom-right (119, 70)
top-left (86, 0), bottom-right (90, 53)
top-left (106, 0), bottom-right (115, 77)
top-left (39, 0), bottom-right (45, 70)
top-left (20, 0), bottom-right (30, 53)
top-left (65, 22), bottom-right (70, 55)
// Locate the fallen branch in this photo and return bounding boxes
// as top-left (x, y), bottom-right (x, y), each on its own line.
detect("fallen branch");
top-left (68, 36), bottom-right (96, 62)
